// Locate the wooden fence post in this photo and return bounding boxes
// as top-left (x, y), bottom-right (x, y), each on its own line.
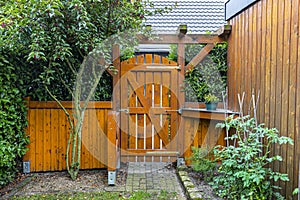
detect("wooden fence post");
top-left (107, 111), bottom-right (117, 185)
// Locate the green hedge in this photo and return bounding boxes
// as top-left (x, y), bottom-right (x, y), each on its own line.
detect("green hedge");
top-left (0, 55), bottom-right (29, 187)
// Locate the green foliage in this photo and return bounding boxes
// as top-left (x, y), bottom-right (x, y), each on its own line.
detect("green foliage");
top-left (12, 190), bottom-right (177, 200)
top-left (0, 0), bottom-right (170, 101)
top-left (167, 44), bottom-right (204, 63)
top-left (204, 93), bottom-right (220, 103)
top-left (0, 0), bottom-right (174, 181)
top-left (211, 115), bottom-right (293, 200)
top-left (0, 54), bottom-right (29, 187)
top-left (188, 146), bottom-right (216, 182)
top-left (185, 62), bottom-right (226, 102)
top-left (292, 188), bottom-right (299, 195)
top-left (168, 43), bottom-right (227, 102)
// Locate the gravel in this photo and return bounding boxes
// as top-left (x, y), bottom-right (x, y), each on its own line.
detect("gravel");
top-left (187, 168), bottom-right (222, 200)
top-left (1, 164), bottom-right (127, 198)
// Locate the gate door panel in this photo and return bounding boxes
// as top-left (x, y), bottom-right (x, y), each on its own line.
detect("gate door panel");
top-left (120, 54), bottom-right (179, 162)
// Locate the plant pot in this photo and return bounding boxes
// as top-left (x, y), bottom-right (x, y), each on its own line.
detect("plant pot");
top-left (205, 102), bottom-right (218, 110)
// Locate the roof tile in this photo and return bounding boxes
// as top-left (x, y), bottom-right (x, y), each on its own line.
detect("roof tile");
top-left (145, 0), bottom-right (226, 34)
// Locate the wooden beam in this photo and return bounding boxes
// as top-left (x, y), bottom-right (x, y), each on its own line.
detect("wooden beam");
top-left (138, 34), bottom-right (225, 44)
top-left (214, 25), bottom-right (232, 39)
top-left (112, 44), bottom-right (120, 111)
top-left (177, 24), bottom-right (187, 37)
top-left (28, 101), bottom-right (112, 109)
top-left (181, 108), bottom-right (239, 121)
top-left (186, 43), bottom-right (215, 70)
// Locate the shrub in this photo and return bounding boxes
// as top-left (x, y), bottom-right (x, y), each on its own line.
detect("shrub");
top-left (211, 115), bottom-right (293, 199)
top-left (0, 55), bottom-right (29, 187)
top-left (188, 146), bottom-right (216, 181)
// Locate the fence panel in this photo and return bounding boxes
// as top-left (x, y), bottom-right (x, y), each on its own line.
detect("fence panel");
top-left (24, 100), bottom-right (112, 172)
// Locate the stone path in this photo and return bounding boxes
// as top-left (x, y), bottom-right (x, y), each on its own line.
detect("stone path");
top-left (125, 162), bottom-right (186, 199)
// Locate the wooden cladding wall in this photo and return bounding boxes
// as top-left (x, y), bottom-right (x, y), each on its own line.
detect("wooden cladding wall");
top-left (183, 118), bottom-right (226, 163)
top-left (23, 100), bottom-right (112, 172)
top-left (227, 0), bottom-right (300, 198)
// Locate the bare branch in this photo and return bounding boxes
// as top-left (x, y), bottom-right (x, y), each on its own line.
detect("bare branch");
top-left (66, 58), bottom-right (77, 75)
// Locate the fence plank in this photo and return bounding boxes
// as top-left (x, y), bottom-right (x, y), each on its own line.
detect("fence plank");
top-left (51, 109), bottom-right (59, 171)
top-left (36, 109), bottom-right (44, 171)
top-left (295, 0), bottom-right (300, 191)
top-left (43, 109), bottom-right (51, 171)
top-left (287, 0), bottom-right (298, 197)
top-left (280, 0), bottom-right (292, 195)
top-left (28, 109), bottom-right (36, 172)
top-left (274, 0), bottom-right (284, 176)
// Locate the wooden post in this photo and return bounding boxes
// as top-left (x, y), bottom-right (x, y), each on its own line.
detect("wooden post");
top-left (112, 44), bottom-right (121, 159)
top-left (107, 111), bottom-right (117, 185)
top-left (177, 43), bottom-right (185, 159)
top-left (112, 44), bottom-right (120, 111)
top-left (178, 24), bottom-right (187, 37)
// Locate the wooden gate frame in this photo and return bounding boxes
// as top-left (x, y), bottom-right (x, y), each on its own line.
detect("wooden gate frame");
top-left (107, 25), bottom-right (231, 184)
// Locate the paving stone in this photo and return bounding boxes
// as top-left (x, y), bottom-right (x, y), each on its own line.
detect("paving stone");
top-left (190, 192), bottom-right (204, 200)
top-left (125, 162), bottom-right (186, 199)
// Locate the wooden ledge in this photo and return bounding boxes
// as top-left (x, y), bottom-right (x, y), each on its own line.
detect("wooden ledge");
top-left (181, 108), bottom-right (239, 121)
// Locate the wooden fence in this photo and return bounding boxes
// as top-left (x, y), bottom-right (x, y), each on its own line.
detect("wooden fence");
top-left (23, 100), bottom-right (112, 172)
top-left (227, 0), bottom-right (300, 198)
top-left (23, 100), bottom-right (228, 172)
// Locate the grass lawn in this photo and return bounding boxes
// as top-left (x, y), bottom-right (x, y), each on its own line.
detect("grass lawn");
top-left (12, 190), bottom-right (177, 200)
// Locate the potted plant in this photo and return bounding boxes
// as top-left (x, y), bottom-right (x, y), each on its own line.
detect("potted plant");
top-left (204, 93), bottom-right (219, 110)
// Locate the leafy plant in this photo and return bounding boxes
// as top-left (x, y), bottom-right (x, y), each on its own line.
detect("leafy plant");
top-left (211, 115), bottom-right (294, 200)
top-left (185, 62), bottom-right (226, 102)
top-left (292, 188), bottom-right (299, 196)
top-left (204, 94), bottom-right (220, 103)
top-left (168, 43), bottom-right (228, 102)
top-left (0, 54), bottom-right (28, 187)
top-left (188, 146), bottom-right (216, 181)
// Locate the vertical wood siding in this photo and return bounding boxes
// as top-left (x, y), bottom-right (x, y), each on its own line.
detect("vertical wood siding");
top-left (227, 0), bottom-right (300, 198)
top-left (183, 118), bottom-right (226, 164)
top-left (23, 101), bottom-right (112, 172)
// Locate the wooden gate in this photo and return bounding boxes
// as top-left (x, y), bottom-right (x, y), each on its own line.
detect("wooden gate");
top-left (118, 54), bottom-right (181, 162)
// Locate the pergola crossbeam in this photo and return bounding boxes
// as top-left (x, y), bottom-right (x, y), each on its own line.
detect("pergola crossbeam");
top-left (138, 34), bottom-right (224, 44)
top-left (186, 43), bottom-right (215, 70)
top-left (138, 25), bottom-right (231, 44)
